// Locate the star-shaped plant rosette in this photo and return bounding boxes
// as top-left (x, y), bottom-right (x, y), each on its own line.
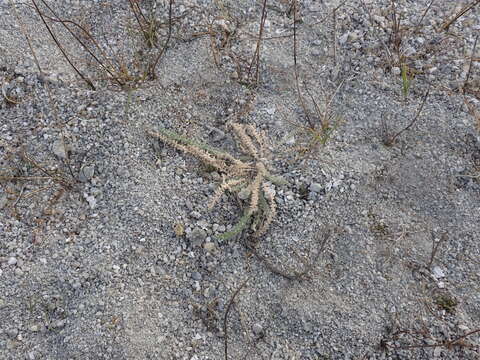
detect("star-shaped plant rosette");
top-left (147, 123), bottom-right (285, 240)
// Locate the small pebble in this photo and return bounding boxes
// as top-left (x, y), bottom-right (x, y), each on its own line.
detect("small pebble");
top-left (14, 268), bottom-right (23, 276)
top-left (191, 272), bottom-right (202, 281)
top-left (238, 188), bottom-right (250, 200)
top-left (203, 242), bottom-right (216, 252)
top-left (187, 228), bottom-right (207, 246)
top-left (79, 165), bottom-right (95, 182)
top-left (52, 139), bottom-right (68, 159)
top-left (252, 323), bottom-right (264, 336)
top-left (309, 183), bottom-right (322, 193)
top-left (190, 211), bottom-right (202, 220)
top-left (391, 67), bottom-right (401, 76)
top-left (265, 107), bottom-right (276, 115)
top-left (53, 319), bottom-right (66, 329)
top-left (0, 194), bottom-right (7, 209)
top-left (432, 266), bottom-right (445, 279)
top-left (339, 32), bottom-right (349, 45)
top-left (6, 329), bottom-right (18, 339)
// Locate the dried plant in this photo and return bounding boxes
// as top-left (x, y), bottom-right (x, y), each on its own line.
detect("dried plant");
top-left (290, 0), bottom-right (344, 158)
top-left (0, 139), bottom-right (81, 219)
top-left (24, 0), bottom-right (174, 89)
top-left (382, 88), bottom-right (430, 146)
top-left (198, 0), bottom-right (269, 87)
top-left (147, 123), bottom-right (285, 240)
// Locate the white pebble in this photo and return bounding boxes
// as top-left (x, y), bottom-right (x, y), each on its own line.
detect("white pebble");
top-left (432, 266), bottom-right (445, 279)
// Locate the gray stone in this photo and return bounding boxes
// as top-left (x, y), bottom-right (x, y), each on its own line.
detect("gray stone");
top-left (432, 266), bottom-right (445, 279)
top-left (339, 32), bottom-right (349, 45)
top-left (52, 139), bottom-right (68, 159)
top-left (185, 200), bottom-right (194, 211)
top-left (53, 319), bottom-right (66, 329)
top-left (187, 228), bottom-right (207, 246)
top-left (391, 67), bottom-right (401, 76)
top-left (309, 183), bottom-right (322, 193)
top-left (6, 329), bottom-right (18, 339)
top-left (190, 211), bottom-right (202, 220)
top-left (203, 287), bottom-right (215, 298)
top-left (29, 324), bottom-right (41, 332)
top-left (238, 187), bottom-right (250, 200)
top-left (0, 194), bottom-right (7, 209)
top-left (252, 323), bottom-right (264, 336)
top-left (72, 280), bottom-right (82, 290)
top-left (79, 165), bottom-right (95, 182)
top-left (83, 193), bottom-right (97, 209)
top-left (191, 272), bottom-right (202, 281)
top-left (266, 106), bottom-right (276, 115)
top-left (203, 242), bottom-right (215, 252)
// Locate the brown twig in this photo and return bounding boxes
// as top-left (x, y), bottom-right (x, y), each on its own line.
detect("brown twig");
top-left (128, 0), bottom-right (148, 43)
top-left (427, 232), bottom-right (447, 269)
top-left (31, 0), bottom-right (95, 90)
top-left (149, 0), bottom-right (173, 80)
top-left (389, 328), bottom-right (480, 350)
top-left (447, 329), bottom-right (480, 349)
top-left (292, 0), bottom-right (313, 128)
top-left (244, 229), bottom-right (330, 281)
top-left (385, 88), bottom-right (430, 146)
top-left (35, 0), bottom-right (125, 87)
top-left (8, 0), bottom-right (44, 78)
top-left (303, 80), bottom-right (324, 127)
top-left (247, 0), bottom-right (268, 85)
top-left (390, 0), bottom-right (402, 56)
top-left (21, 151), bottom-right (74, 189)
top-left (414, 0), bottom-right (436, 30)
top-left (359, 0), bottom-right (393, 61)
top-left (128, 0), bottom-right (161, 49)
top-left (441, 0), bottom-right (480, 32)
top-left (11, 184), bottom-right (26, 209)
top-left (224, 278), bottom-right (250, 360)
top-left (309, 0), bottom-right (347, 26)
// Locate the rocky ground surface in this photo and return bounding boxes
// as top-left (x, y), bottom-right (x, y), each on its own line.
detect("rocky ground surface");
top-left (1, 0), bottom-right (479, 359)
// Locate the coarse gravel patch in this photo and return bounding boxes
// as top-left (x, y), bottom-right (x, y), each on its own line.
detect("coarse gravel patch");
top-left (1, 1), bottom-right (480, 359)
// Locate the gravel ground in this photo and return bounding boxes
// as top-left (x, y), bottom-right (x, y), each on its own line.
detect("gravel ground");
top-left (1, 0), bottom-right (479, 359)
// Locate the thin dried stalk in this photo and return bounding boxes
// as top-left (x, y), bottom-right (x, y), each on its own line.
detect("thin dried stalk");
top-left (31, 0), bottom-right (95, 90)
top-left (149, 0), bottom-right (173, 79)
